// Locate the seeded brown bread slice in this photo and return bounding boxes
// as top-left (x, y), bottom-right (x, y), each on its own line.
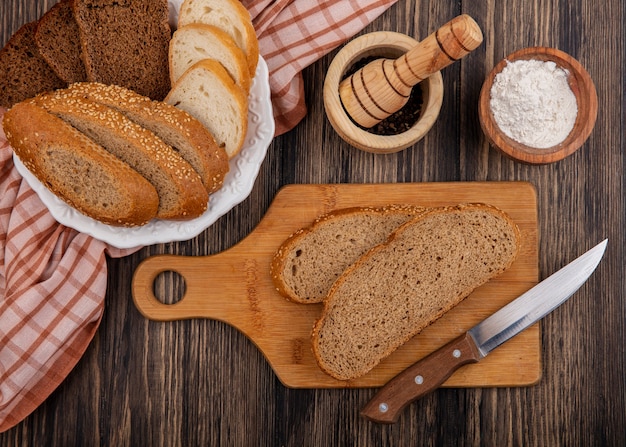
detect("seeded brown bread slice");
top-left (33, 92), bottom-right (209, 220)
top-left (0, 21), bottom-right (66, 108)
top-left (63, 82), bottom-right (229, 194)
top-left (71, 0), bottom-right (171, 100)
top-left (271, 205), bottom-right (426, 304)
top-left (166, 59), bottom-right (248, 158)
top-left (34, 0), bottom-right (87, 84)
top-left (3, 101), bottom-right (159, 226)
top-left (311, 204), bottom-right (521, 381)
top-left (178, 0), bottom-right (259, 77)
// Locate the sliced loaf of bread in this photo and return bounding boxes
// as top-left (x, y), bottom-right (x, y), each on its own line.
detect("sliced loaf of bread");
top-left (34, 92), bottom-right (209, 220)
top-left (0, 21), bottom-right (66, 108)
top-left (3, 102), bottom-right (159, 226)
top-left (271, 205), bottom-right (426, 303)
top-left (311, 204), bottom-right (521, 380)
top-left (72, 0), bottom-right (171, 100)
top-left (63, 82), bottom-right (230, 194)
top-left (166, 59), bottom-right (248, 158)
top-left (169, 24), bottom-right (251, 93)
top-left (178, 0), bottom-right (259, 77)
top-left (34, 0), bottom-right (87, 84)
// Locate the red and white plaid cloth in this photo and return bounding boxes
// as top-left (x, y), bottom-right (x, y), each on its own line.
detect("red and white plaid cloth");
top-left (0, 0), bottom-right (397, 432)
top-left (245, 0), bottom-right (398, 134)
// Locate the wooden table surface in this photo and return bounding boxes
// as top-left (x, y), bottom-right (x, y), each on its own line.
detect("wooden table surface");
top-left (1, 0), bottom-right (624, 446)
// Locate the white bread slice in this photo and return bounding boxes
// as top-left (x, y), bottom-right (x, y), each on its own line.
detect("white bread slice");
top-left (311, 204), bottom-right (521, 380)
top-left (62, 82), bottom-right (229, 195)
top-left (178, 0), bottom-right (259, 77)
top-left (4, 102), bottom-right (159, 226)
top-left (170, 24), bottom-right (251, 93)
top-left (33, 92), bottom-right (209, 220)
top-left (165, 59), bottom-right (248, 159)
top-left (271, 205), bottom-right (426, 303)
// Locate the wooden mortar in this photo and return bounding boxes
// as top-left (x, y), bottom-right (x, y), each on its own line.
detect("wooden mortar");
top-left (340, 14), bottom-right (483, 129)
top-left (478, 47), bottom-right (598, 164)
top-left (323, 32), bottom-right (444, 153)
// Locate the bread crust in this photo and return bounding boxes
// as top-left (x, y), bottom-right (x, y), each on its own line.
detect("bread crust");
top-left (71, 0), bottom-right (171, 100)
top-left (311, 203), bottom-right (522, 380)
top-left (170, 24), bottom-right (251, 93)
top-left (33, 92), bottom-right (209, 220)
top-left (166, 59), bottom-right (248, 159)
top-left (62, 82), bottom-right (229, 195)
top-left (34, 0), bottom-right (87, 84)
top-left (178, 0), bottom-right (259, 76)
top-left (270, 205), bottom-right (427, 303)
top-left (3, 102), bottom-right (159, 226)
top-left (0, 22), bottom-right (66, 108)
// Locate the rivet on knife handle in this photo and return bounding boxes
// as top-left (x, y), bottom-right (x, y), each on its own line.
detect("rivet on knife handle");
top-left (360, 332), bottom-right (481, 424)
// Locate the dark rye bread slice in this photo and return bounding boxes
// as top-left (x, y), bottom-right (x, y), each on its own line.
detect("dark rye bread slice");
top-left (72, 0), bottom-right (171, 100)
top-left (311, 204), bottom-right (521, 381)
top-left (271, 205), bottom-right (426, 303)
top-left (0, 21), bottom-right (66, 108)
top-left (33, 92), bottom-right (209, 220)
top-left (3, 102), bottom-right (159, 226)
top-left (34, 0), bottom-right (87, 84)
top-left (63, 82), bottom-right (230, 194)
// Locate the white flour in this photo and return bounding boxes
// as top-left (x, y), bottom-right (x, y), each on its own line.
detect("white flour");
top-left (489, 59), bottom-right (578, 148)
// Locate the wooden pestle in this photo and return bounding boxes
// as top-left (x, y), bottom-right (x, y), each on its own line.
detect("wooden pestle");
top-left (339, 14), bottom-right (483, 129)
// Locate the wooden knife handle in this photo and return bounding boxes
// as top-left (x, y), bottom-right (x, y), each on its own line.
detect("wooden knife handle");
top-left (360, 332), bottom-right (482, 424)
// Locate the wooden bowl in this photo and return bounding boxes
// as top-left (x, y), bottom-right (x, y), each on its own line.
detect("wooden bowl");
top-left (478, 47), bottom-right (598, 164)
top-left (323, 32), bottom-right (444, 154)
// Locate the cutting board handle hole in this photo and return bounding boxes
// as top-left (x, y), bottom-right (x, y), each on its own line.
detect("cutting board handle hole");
top-left (152, 270), bottom-right (187, 305)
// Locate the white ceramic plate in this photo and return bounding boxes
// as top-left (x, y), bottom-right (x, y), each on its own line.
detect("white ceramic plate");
top-left (13, 15), bottom-right (274, 249)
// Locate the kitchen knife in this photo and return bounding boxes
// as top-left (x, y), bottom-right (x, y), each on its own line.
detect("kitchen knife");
top-left (361, 239), bottom-right (608, 424)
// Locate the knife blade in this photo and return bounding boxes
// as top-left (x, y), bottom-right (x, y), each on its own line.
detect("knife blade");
top-left (361, 239), bottom-right (608, 424)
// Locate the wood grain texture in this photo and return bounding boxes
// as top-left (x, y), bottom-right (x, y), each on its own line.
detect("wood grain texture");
top-left (132, 182), bottom-right (540, 388)
top-left (1, 0), bottom-right (624, 446)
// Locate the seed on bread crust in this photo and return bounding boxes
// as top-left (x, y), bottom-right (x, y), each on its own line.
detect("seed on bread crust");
top-left (3, 102), bottom-right (159, 226)
top-left (33, 91), bottom-right (209, 220)
top-left (63, 82), bottom-right (229, 194)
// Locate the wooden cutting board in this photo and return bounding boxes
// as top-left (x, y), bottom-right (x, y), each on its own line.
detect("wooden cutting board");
top-left (132, 182), bottom-right (540, 389)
